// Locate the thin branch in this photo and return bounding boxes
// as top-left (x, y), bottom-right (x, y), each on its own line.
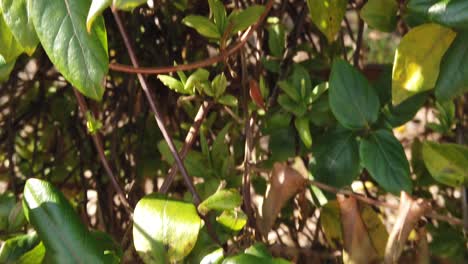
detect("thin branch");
top-left (159, 101), bottom-right (213, 194)
top-left (108, 0), bottom-right (274, 75)
top-left (72, 89), bottom-right (133, 214)
top-left (353, 15), bottom-right (365, 68)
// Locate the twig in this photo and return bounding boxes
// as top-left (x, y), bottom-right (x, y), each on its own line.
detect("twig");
top-left (108, 0), bottom-right (274, 75)
top-left (159, 101), bottom-right (213, 194)
top-left (72, 89), bottom-right (133, 215)
top-left (112, 9), bottom-right (202, 205)
top-left (353, 15), bottom-right (364, 68)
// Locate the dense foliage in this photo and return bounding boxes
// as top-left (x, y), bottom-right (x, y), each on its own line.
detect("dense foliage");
top-left (0, 0), bottom-right (467, 263)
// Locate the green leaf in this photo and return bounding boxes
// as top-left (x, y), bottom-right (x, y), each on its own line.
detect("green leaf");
top-left (0, 0), bottom-right (39, 55)
top-left (23, 178), bottom-right (107, 263)
top-left (212, 123), bottom-right (231, 170)
top-left (157, 75), bottom-right (185, 94)
top-left (0, 232), bottom-right (40, 264)
top-left (294, 116), bottom-right (312, 148)
top-left (0, 56), bottom-right (15, 82)
top-left (0, 191), bottom-right (15, 231)
top-left (384, 92), bottom-right (428, 127)
top-left (306, 0), bottom-right (347, 43)
top-left (185, 68), bottom-right (210, 94)
top-left (208, 0), bottom-right (227, 35)
top-left (267, 22), bottom-right (285, 57)
top-left (212, 73), bottom-right (228, 98)
top-left (218, 94), bottom-right (238, 107)
top-left (30, 0), bottom-right (109, 100)
top-left (16, 242), bottom-right (45, 264)
top-left (133, 194), bottom-right (202, 263)
top-left (222, 243), bottom-right (289, 264)
top-left (7, 201), bottom-right (26, 232)
top-left (311, 128), bottom-right (360, 188)
top-left (217, 210), bottom-right (247, 232)
top-left (183, 15), bottom-right (221, 39)
top-left (0, 13), bottom-right (23, 62)
top-left (360, 0), bottom-right (398, 32)
top-left (391, 23), bottom-right (456, 105)
top-left (198, 189), bottom-right (242, 215)
top-left (113, 0), bottom-right (147, 11)
top-left (278, 95), bottom-right (306, 117)
top-left (435, 31), bottom-right (468, 101)
top-left (422, 141), bottom-right (468, 187)
top-left (278, 81), bottom-right (300, 102)
top-left (228, 5), bottom-right (265, 34)
top-left (359, 130), bottom-right (412, 194)
top-left (86, 0), bottom-right (111, 33)
top-left (310, 82), bottom-right (329, 103)
top-left (329, 59), bottom-right (380, 130)
top-left (407, 0), bottom-right (468, 30)
top-left (269, 127), bottom-right (296, 162)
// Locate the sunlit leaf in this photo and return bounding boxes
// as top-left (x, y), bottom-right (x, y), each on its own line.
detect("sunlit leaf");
top-left (0, 232), bottom-right (40, 264)
top-left (307, 0), bottom-right (347, 43)
top-left (228, 5), bottom-right (265, 34)
top-left (407, 0), bottom-right (468, 30)
top-left (86, 0), bottom-right (111, 33)
top-left (183, 15), bottom-right (221, 39)
top-left (133, 194), bottom-right (202, 263)
top-left (198, 189), bottom-right (242, 215)
top-left (392, 23), bottom-right (455, 105)
top-left (0, 14), bottom-right (23, 62)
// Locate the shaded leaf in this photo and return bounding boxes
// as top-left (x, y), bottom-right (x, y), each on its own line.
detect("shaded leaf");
top-left (218, 94), bottom-right (238, 107)
top-left (86, 0), bottom-right (111, 33)
top-left (133, 194), bottom-right (202, 263)
top-left (113, 0), bottom-right (147, 11)
top-left (422, 141), bottom-right (468, 187)
top-left (311, 128), bottom-right (360, 188)
top-left (0, 0), bottom-right (39, 55)
top-left (212, 73), bottom-right (228, 98)
top-left (260, 163), bottom-right (307, 236)
top-left (23, 178), bottom-right (108, 263)
top-left (384, 192), bottom-right (431, 263)
top-left (360, 0), bottom-right (398, 32)
top-left (267, 21), bottom-right (285, 57)
top-left (0, 191), bottom-right (15, 231)
top-left (183, 15), bottom-right (221, 39)
top-left (435, 31), bottom-right (468, 101)
top-left (228, 5), bottom-right (265, 34)
top-left (30, 0), bottom-right (109, 100)
top-left (320, 201), bottom-right (342, 249)
top-left (407, 0), bottom-right (468, 30)
top-left (392, 23), bottom-right (455, 105)
top-left (384, 92), bottom-right (428, 127)
top-left (329, 59), bottom-right (380, 130)
top-left (360, 130), bottom-right (412, 194)
top-left (198, 189), bottom-right (242, 215)
top-left (294, 116), bottom-right (312, 148)
top-left (0, 56), bottom-right (15, 82)
top-left (306, 0), bottom-right (347, 43)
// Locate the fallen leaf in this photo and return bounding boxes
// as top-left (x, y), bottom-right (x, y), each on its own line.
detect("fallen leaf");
top-left (384, 192), bottom-right (431, 264)
top-left (260, 163), bottom-right (307, 236)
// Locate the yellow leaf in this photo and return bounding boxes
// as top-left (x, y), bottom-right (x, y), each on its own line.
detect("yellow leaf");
top-left (392, 23), bottom-right (456, 105)
top-left (307, 0), bottom-right (347, 43)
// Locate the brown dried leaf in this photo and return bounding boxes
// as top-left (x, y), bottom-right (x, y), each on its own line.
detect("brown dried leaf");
top-left (260, 163), bottom-right (307, 236)
top-left (384, 192), bottom-right (431, 264)
top-left (337, 195), bottom-right (380, 264)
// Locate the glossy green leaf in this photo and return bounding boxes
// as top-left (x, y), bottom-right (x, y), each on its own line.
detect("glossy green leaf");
top-left (185, 68), bottom-right (210, 93)
top-left (133, 194), bottom-right (202, 263)
top-left (278, 81), bottom-right (300, 102)
top-left (217, 210), bottom-right (247, 232)
top-left (435, 31), bottom-right (468, 101)
top-left (310, 82), bottom-right (329, 103)
top-left (0, 191), bottom-right (15, 231)
top-left (307, 0), bottom-right (347, 43)
top-left (392, 23), bottom-right (456, 105)
top-left (278, 95), bottom-right (306, 116)
top-left (200, 248), bottom-right (224, 264)
top-left (113, 0), bottom-right (147, 11)
top-left (360, 130), bottom-right (412, 194)
top-left (267, 21), bottom-right (285, 57)
top-left (0, 232), bottom-right (40, 264)
top-left (157, 75), bottom-right (185, 94)
top-left (329, 59), bottom-right (380, 130)
top-left (311, 128), bottom-right (360, 188)
top-left (198, 189), bottom-right (242, 215)
top-left (183, 15), bottom-right (221, 39)
top-left (407, 0), bottom-right (468, 30)
top-left (222, 243), bottom-right (289, 264)
top-left (212, 73), bottom-right (228, 98)
top-left (86, 0), bottom-right (111, 33)
top-left (422, 142), bottom-right (468, 187)
top-left (294, 116), bottom-right (312, 148)
top-left (30, 0), bottom-right (109, 100)
top-left (0, 13), bottom-right (23, 62)
top-left (0, 0), bottom-right (38, 55)
top-left (360, 0), bottom-right (398, 32)
top-left (208, 0), bottom-right (227, 35)
top-left (23, 178), bottom-right (108, 263)
top-left (228, 5), bottom-right (265, 34)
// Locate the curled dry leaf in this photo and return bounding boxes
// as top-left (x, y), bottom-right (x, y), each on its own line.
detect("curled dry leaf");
top-left (249, 79), bottom-right (265, 109)
top-left (384, 192), bottom-right (431, 264)
top-left (260, 163), bottom-right (307, 236)
top-left (337, 195), bottom-right (380, 264)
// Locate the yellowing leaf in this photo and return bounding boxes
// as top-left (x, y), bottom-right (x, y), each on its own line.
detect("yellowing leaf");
top-left (392, 23), bottom-right (456, 105)
top-left (307, 0), bottom-right (347, 43)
